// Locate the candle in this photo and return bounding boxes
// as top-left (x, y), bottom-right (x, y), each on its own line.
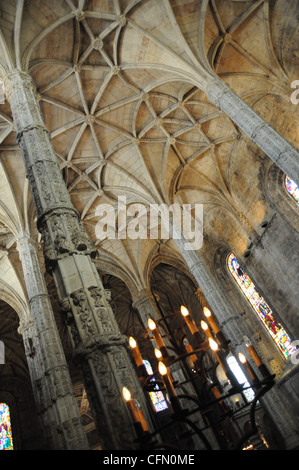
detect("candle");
top-left (123, 386), bottom-right (141, 423)
top-left (244, 336), bottom-right (271, 379)
top-left (238, 353), bottom-right (259, 386)
top-left (148, 318), bottom-right (169, 359)
top-left (154, 348), bottom-right (162, 360)
top-left (204, 307), bottom-right (226, 344)
top-left (208, 337), bottom-right (219, 351)
top-left (180, 306), bottom-right (199, 335)
top-left (129, 336), bottom-right (144, 367)
top-left (203, 307), bottom-right (220, 333)
top-left (180, 306), bottom-right (202, 347)
top-left (201, 320), bottom-right (213, 340)
top-left (122, 387), bottom-right (148, 432)
top-left (158, 361), bottom-right (176, 397)
top-left (247, 345), bottom-right (262, 366)
top-left (183, 338), bottom-right (199, 365)
top-left (148, 318), bottom-right (165, 349)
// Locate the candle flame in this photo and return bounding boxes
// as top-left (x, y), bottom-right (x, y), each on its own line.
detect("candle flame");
top-left (209, 338), bottom-right (218, 351)
top-left (158, 361), bottom-right (167, 376)
top-left (180, 305), bottom-right (189, 317)
top-left (203, 307), bottom-right (211, 318)
top-left (239, 353), bottom-right (247, 364)
top-left (148, 318), bottom-right (156, 330)
top-left (155, 348), bottom-right (162, 359)
top-left (201, 320), bottom-right (208, 330)
top-left (122, 387), bottom-right (131, 401)
top-left (129, 336), bottom-right (137, 348)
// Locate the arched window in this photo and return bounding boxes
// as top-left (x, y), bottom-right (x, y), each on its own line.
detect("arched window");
top-left (285, 175), bottom-right (299, 205)
top-left (227, 355), bottom-right (255, 403)
top-left (0, 403), bottom-right (13, 450)
top-left (227, 253), bottom-right (296, 360)
top-left (143, 360), bottom-right (168, 412)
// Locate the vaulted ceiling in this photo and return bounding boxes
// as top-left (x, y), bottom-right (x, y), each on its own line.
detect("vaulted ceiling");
top-left (0, 0), bottom-right (298, 306)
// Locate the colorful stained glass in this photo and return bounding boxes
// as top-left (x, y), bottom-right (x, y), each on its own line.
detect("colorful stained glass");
top-left (285, 175), bottom-right (299, 205)
top-left (143, 360), bottom-right (168, 412)
top-left (227, 253), bottom-right (296, 360)
top-left (0, 403), bottom-right (13, 450)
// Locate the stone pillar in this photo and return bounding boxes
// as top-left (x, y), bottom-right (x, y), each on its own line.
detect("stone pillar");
top-left (174, 235), bottom-right (299, 448)
top-left (17, 234), bottom-right (89, 450)
top-left (5, 69), bottom-right (149, 450)
top-left (205, 77), bottom-right (299, 187)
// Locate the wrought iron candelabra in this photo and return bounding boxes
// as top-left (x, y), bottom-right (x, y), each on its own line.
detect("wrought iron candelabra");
top-left (124, 298), bottom-right (276, 451)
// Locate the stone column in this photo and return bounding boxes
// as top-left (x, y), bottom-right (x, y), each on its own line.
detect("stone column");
top-left (174, 235), bottom-right (299, 448)
top-left (17, 234), bottom-right (89, 450)
top-left (5, 69), bottom-right (149, 450)
top-left (205, 77), bottom-right (299, 187)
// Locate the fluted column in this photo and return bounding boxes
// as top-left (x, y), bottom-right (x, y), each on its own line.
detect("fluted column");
top-left (17, 234), bottom-right (89, 450)
top-left (5, 69), bottom-right (149, 450)
top-left (205, 77), bottom-right (299, 187)
top-left (174, 235), bottom-right (299, 448)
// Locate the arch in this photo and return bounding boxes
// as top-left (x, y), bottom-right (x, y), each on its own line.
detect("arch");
top-left (227, 252), bottom-right (296, 361)
top-left (264, 163), bottom-right (299, 233)
top-left (145, 245), bottom-right (197, 290)
top-left (0, 284), bottom-right (27, 323)
top-left (94, 254), bottom-right (139, 299)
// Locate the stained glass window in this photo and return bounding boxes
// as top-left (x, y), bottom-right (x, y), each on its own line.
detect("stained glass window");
top-left (143, 360), bottom-right (168, 412)
top-left (0, 403), bottom-right (13, 450)
top-left (285, 175), bottom-right (299, 205)
top-left (227, 253), bottom-right (296, 360)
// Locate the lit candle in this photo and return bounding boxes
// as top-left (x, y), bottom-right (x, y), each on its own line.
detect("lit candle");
top-left (181, 306), bottom-right (199, 335)
top-left (148, 318), bottom-right (169, 359)
top-left (201, 320), bottom-right (213, 340)
top-left (180, 306), bottom-right (202, 346)
top-left (122, 387), bottom-right (148, 432)
top-left (129, 336), bottom-right (144, 368)
top-left (203, 308), bottom-right (219, 332)
top-left (204, 307), bottom-right (226, 344)
top-left (238, 353), bottom-right (259, 386)
top-left (154, 348), bottom-right (162, 360)
top-left (208, 337), bottom-right (219, 351)
top-left (158, 361), bottom-right (176, 397)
